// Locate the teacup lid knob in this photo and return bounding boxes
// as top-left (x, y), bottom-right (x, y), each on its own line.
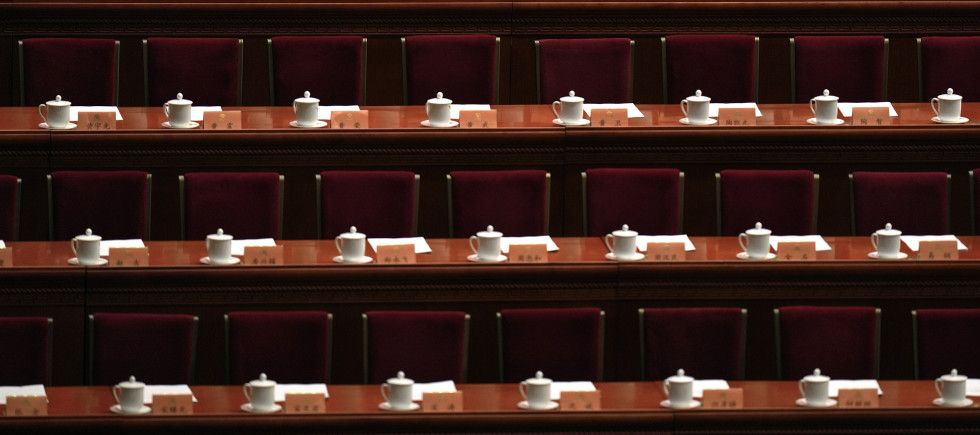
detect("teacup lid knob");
top-left (813, 368), bottom-right (821, 376)
top-left (304, 91), bottom-right (311, 98)
top-left (622, 224), bottom-right (629, 232)
top-left (176, 93), bottom-right (183, 100)
top-left (350, 226), bottom-right (357, 233)
top-left (676, 368), bottom-right (685, 377)
top-left (823, 89), bottom-right (830, 97)
top-left (397, 371), bottom-right (405, 379)
top-left (217, 228), bottom-right (224, 236)
top-left (129, 375), bottom-right (136, 383)
top-left (695, 90), bottom-right (702, 97)
top-left (952, 368), bottom-right (959, 376)
top-left (486, 225), bottom-right (494, 232)
top-left (885, 223), bottom-right (892, 231)
top-left (535, 370), bottom-right (544, 379)
top-left (568, 90), bottom-right (576, 97)
top-left (259, 373), bottom-right (267, 381)
top-left (948, 88), bottom-right (955, 95)
top-left (55, 95), bottom-right (62, 102)
top-left (85, 228), bottom-right (92, 236)
top-left (755, 222), bottom-right (763, 230)
top-left (436, 92), bottom-right (443, 99)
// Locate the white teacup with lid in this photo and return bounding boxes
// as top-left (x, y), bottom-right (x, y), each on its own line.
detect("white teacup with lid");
top-left (39, 94), bottom-right (72, 129)
top-left (680, 89), bottom-right (711, 125)
top-left (604, 224), bottom-right (639, 261)
top-left (381, 371), bottom-right (416, 411)
top-left (243, 373), bottom-right (278, 413)
top-left (206, 228), bottom-right (234, 265)
top-left (738, 222), bottom-right (771, 260)
top-left (112, 375), bottom-right (146, 414)
top-left (552, 90), bottom-right (585, 125)
top-left (335, 226), bottom-right (367, 262)
top-left (519, 371), bottom-right (554, 410)
top-left (164, 93), bottom-right (194, 128)
top-left (425, 92), bottom-right (453, 127)
top-left (935, 369), bottom-right (970, 406)
top-left (809, 89), bottom-right (840, 125)
top-left (662, 369), bottom-right (696, 408)
top-left (932, 88), bottom-right (963, 123)
top-left (871, 223), bottom-right (902, 259)
top-left (469, 225), bottom-right (503, 262)
top-left (293, 91), bottom-right (320, 127)
top-left (71, 228), bottom-right (102, 266)
top-left (798, 368), bottom-right (832, 407)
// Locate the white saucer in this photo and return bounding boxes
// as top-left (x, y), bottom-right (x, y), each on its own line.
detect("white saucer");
top-left (241, 403), bottom-right (282, 413)
top-left (39, 122), bottom-right (77, 130)
top-left (467, 253), bottom-right (508, 263)
top-left (379, 402), bottom-right (421, 411)
top-left (679, 118), bottom-right (717, 125)
top-left (807, 118), bottom-right (845, 125)
top-left (290, 120), bottom-right (327, 128)
top-left (932, 116), bottom-right (969, 124)
top-left (200, 256), bottom-right (241, 265)
top-left (605, 252), bottom-right (646, 261)
top-left (162, 121), bottom-right (200, 129)
top-left (332, 255), bottom-right (373, 264)
top-left (796, 398), bottom-right (837, 408)
top-left (517, 400), bottom-right (559, 410)
top-left (553, 118), bottom-right (591, 126)
top-left (867, 251), bottom-right (909, 260)
top-left (660, 399), bottom-right (701, 409)
top-left (68, 257), bottom-right (108, 266)
top-left (110, 404), bottom-right (152, 415)
top-left (421, 120), bottom-right (459, 128)
top-left (934, 397), bottom-right (973, 407)
top-left (736, 252), bottom-right (777, 260)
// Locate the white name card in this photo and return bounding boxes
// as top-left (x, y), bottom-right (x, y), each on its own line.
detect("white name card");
top-left (422, 391), bottom-right (463, 412)
top-left (4, 395), bottom-right (47, 417)
top-left (377, 244), bottom-right (417, 264)
top-left (702, 388), bottom-right (743, 409)
top-left (109, 246), bottom-right (149, 267)
top-left (202, 111), bottom-right (242, 130)
top-left (459, 110), bottom-right (497, 128)
top-left (284, 392), bottom-right (326, 414)
top-left (243, 245), bottom-right (284, 265)
top-left (648, 242), bottom-right (685, 261)
top-left (331, 110), bottom-right (369, 129)
top-left (777, 241), bottom-right (816, 261)
top-left (0, 248), bottom-right (11, 267)
top-left (593, 108), bottom-right (628, 127)
top-left (717, 108), bottom-right (756, 126)
top-left (78, 111), bottom-right (117, 131)
top-left (852, 106), bottom-right (892, 126)
top-left (153, 394), bottom-right (194, 415)
top-left (838, 388), bottom-right (879, 408)
top-left (919, 240), bottom-right (958, 260)
top-left (509, 243), bottom-right (548, 263)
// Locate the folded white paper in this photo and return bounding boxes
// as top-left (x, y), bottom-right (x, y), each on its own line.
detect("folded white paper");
top-left (368, 237), bottom-right (432, 254)
top-left (70, 107), bottom-right (123, 121)
top-left (231, 239), bottom-right (277, 256)
top-left (0, 240), bottom-right (5, 249)
top-left (708, 103), bottom-right (762, 117)
top-left (144, 385), bottom-right (198, 404)
top-left (319, 106), bottom-right (360, 120)
top-left (0, 384), bottom-right (46, 405)
top-left (451, 104), bottom-right (492, 119)
top-left (583, 103), bottom-right (644, 118)
top-left (191, 107), bottom-right (222, 121)
top-left (828, 380), bottom-right (883, 396)
top-left (100, 239), bottom-right (145, 257)
top-left (550, 381), bottom-right (597, 400)
top-left (837, 102), bottom-right (898, 117)
top-left (770, 235), bottom-right (832, 251)
top-left (965, 379), bottom-right (980, 396)
top-left (412, 380), bottom-right (457, 401)
top-left (501, 236), bottom-right (559, 253)
top-left (636, 235), bottom-right (695, 252)
top-left (275, 383), bottom-right (329, 402)
top-left (693, 380), bottom-right (730, 398)
top-left (901, 235), bottom-right (967, 251)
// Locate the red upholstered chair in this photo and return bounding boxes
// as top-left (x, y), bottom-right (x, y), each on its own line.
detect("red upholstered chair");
top-left (913, 309), bottom-right (980, 379)
top-left (48, 171), bottom-right (151, 241)
top-left (535, 38), bottom-right (634, 104)
top-left (639, 308), bottom-right (747, 381)
top-left (363, 311), bottom-right (470, 384)
top-left (0, 317), bottom-right (53, 385)
top-left (226, 311), bottom-right (332, 384)
top-left (716, 169), bottom-right (818, 236)
top-left (919, 37), bottom-right (980, 102)
top-left (497, 308), bottom-right (604, 382)
top-left (0, 176), bottom-right (21, 241)
top-left (180, 172), bottom-right (283, 240)
top-left (775, 306), bottom-right (880, 380)
top-left (20, 38), bottom-right (119, 107)
top-left (448, 170), bottom-right (550, 237)
top-left (317, 171), bottom-right (419, 239)
top-left (268, 36), bottom-right (366, 106)
top-left (791, 36), bottom-right (888, 103)
top-left (582, 168), bottom-right (683, 237)
top-left (402, 35), bottom-right (499, 105)
top-left (849, 171), bottom-right (949, 236)
top-left (662, 35), bottom-right (759, 104)
top-left (144, 38), bottom-right (243, 106)
top-left (88, 313), bottom-right (198, 385)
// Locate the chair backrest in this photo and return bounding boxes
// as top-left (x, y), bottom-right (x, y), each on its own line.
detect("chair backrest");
top-left (775, 306), bottom-right (880, 380)
top-left (226, 311), bottom-right (332, 384)
top-left (144, 38), bottom-right (243, 106)
top-left (918, 36), bottom-right (980, 102)
top-left (535, 38), bottom-right (634, 104)
top-left (88, 313), bottom-right (198, 385)
top-left (716, 169), bottom-right (818, 236)
top-left (0, 176), bottom-right (21, 241)
top-left (582, 168), bottom-right (683, 237)
top-left (850, 171), bottom-right (950, 236)
top-left (363, 311), bottom-right (469, 384)
top-left (402, 35), bottom-right (499, 105)
top-left (448, 170), bottom-right (550, 237)
top-left (48, 171), bottom-right (151, 241)
top-left (20, 38), bottom-right (119, 107)
top-left (0, 317), bottom-right (53, 385)
top-left (639, 308), bottom-right (747, 381)
top-left (497, 307), bottom-right (604, 382)
top-left (913, 309), bottom-right (980, 380)
top-left (180, 172), bottom-right (283, 240)
top-left (268, 36), bottom-right (367, 106)
top-left (317, 171), bottom-right (419, 239)
top-left (791, 36), bottom-right (888, 103)
top-left (662, 35), bottom-right (759, 103)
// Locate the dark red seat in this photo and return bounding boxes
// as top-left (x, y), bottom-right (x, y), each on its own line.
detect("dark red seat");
top-left (913, 309), bottom-right (980, 379)
top-left (792, 36), bottom-right (887, 103)
top-left (20, 38), bottom-right (119, 107)
top-left (268, 36), bottom-right (366, 106)
top-left (318, 171), bottom-right (418, 239)
top-left (583, 168), bottom-right (682, 237)
top-left (663, 35), bottom-right (758, 103)
top-left (402, 35), bottom-right (499, 105)
top-left (850, 171), bottom-right (949, 236)
top-left (88, 313), bottom-right (197, 385)
top-left (498, 307), bottom-right (604, 382)
top-left (180, 172), bottom-right (282, 240)
top-left (363, 311), bottom-right (469, 384)
top-left (144, 38), bottom-right (242, 106)
top-left (0, 317), bottom-right (52, 385)
top-left (775, 306), bottom-right (880, 379)
top-left (226, 311), bottom-right (332, 384)
top-left (48, 171), bottom-right (150, 241)
top-left (717, 169), bottom-right (817, 236)
top-left (919, 37), bottom-right (980, 102)
top-left (640, 308), bottom-right (746, 381)
top-left (0, 175), bottom-right (21, 241)
top-left (448, 170), bottom-right (550, 237)
top-left (536, 38), bottom-right (634, 104)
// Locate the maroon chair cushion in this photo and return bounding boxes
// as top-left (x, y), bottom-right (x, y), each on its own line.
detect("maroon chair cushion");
top-left (778, 306), bottom-right (878, 379)
top-left (404, 35), bottom-right (497, 105)
top-left (227, 311), bottom-right (331, 384)
top-left (851, 171), bottom-right (948, 236)
top-left (920, 37), bottom-right (980, 102)
top-left (146, 38), bottom-right (240, 106)
top-left (270, 36), bottom-right (364, 106)
top-left (499, 307), bottom-right (602, 382)
top-left (642, 308), bottom-right (744, 381)
top-left (915, 309), bottom-right (980, 379)
top-left (585, 168), bottom-right (681, 237)
top-left (183, 172), bottom-right (280, 240)
top-left (22, 38), bottom-right (117, 107)
top-left (719, 169), bottom-right (815, 236)
top-left (794, 36), bottom-right (886, 103)
top-left (538, 38), bottom-right (632, 104)
top-left (664, 35), bottom-right (757, 104)
top-left (0, 317), bottom-right (50, 385)
top-left (450, 170), bottom-right (548, 237)
top-left (0, 175), bottom-right (19, 241)
top-left (320, 171), bottom-right (416, 239)
top-left (91, 313), bottom-right (196, 385)
top-left (365, 311), bottom-right (468, 384)
top-left (50, 171), bottom-right (148, 241)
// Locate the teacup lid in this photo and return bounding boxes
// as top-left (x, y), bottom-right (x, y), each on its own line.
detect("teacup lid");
top-left (168, 93), bottom-right (192, 105)
top-left (340, 226), bottom-right (366, 239)
top-left (813, 89), bottom-right (838, 101)
top-left (387, 371), bottom-right (414, 386)
top-left (666, 368), bottom-right (694, 383)
top-left (745, 222), bottom-right (771, 236)
top-left (939, 88), bottom-right (962, 100)
top-left (477, 225), bottom-right (502, 238)
top-left (47, 95), bottom-right (71, 106)
top-left (803, 368), bottom-right (830, 382)
top-left (612, 224), bottom-right (638, 237)
top-left (208, 228), bottom-right (233, 241)
top-left (117, 375), bottom-right (145, 389)
top-left (427, 92), bottom-right (452, 105)
top-left (561, 90), bottom-right (584, 103)
top-left (295, 90), bottom-right (319, 104)
top-left (876, 222), bottom-right (901, 236)
top-left (525, 370), bottom-right (552, 385)
top-left (686, 89), bottom-right (710, 102)
top-left (75, 228), bottom-right (101, 241)
top-left (250, 373), bottom-right (276, 387)
top-left (941, 368), bottom-right (967, 381)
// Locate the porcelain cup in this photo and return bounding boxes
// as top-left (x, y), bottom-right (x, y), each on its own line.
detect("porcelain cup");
top-left (552, 91), bottom-right (585, 124)
top-left (680, 90), bottom-right (711, 124)
top-left (604, 224), bottom-right (638, 260)
top-left (738, 222), bottom-right (771, 259)
top-left (381, 371), bottom-right (415, 410)
top-left (520, 371), bottom-right (553, 409)
top-left (469, 225), bottom-right (503, 261)
top-left (799, 369), bottom-right (831, 406)
top-left (113, 376), bottom-right (145, 414)
top-left (809, 89), bottom-right (839, 124)
top-left (663, 369), bottom-right (695, 407)
top-left (293, 91), bottom-right (320, 127)
top-left (932, 88), bottom-right (962, 122)
top-left (164, 93), bottom-right (193, 128)
top-left (39, 95), bottom-right (71, 128)
top-left (936, 369), bottom-right (968, 405)
top-left (426, 92), bottom-right (453, 127)
top-left (71, 228), bottom-right (102, 265)
top-left (244, 373), bottom-right (276, 412)
top-left (206, 228), bottom-right (234, 264)
top-left (871, 223), bottom-right (902, 259)
top-left (335, 226), bottom-right (367, 262)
